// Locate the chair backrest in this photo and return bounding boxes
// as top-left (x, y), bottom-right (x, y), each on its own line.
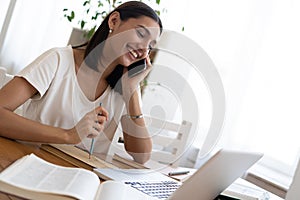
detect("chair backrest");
top-left (285, 158), bottom-right (300, 200)
top-left (108, 115), bottom-right (192, 167)
top-left (0, 67), bottom-right (13, 88)
top-left (145, 116), bottom-right (192, 167)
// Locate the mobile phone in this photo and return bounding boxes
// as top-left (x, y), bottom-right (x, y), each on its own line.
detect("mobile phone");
top-left (127, 59), bottom-right (146, 77)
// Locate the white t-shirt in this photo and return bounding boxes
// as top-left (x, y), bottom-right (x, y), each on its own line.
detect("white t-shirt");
top-left (17, 45), bottom-right (125, 154)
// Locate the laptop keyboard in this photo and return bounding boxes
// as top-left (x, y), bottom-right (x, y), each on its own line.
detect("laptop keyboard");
top-left (124, 180), bottom-right (181, 199)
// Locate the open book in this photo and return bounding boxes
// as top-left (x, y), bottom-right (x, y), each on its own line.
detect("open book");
top-left (0, 154), bottom-right (152, 200)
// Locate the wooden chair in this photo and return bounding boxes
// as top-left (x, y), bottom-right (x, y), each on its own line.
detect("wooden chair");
top-left (146, 116), bottom-right (192, 167)
top-left (108, 115), bottom-right (192, 167)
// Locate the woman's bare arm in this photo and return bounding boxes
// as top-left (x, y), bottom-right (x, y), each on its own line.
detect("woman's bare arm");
top-left (121, 91), bottom-right (152, 164)
top-left (0, 77), bottom-right (108, 144)
top-left (0, 77), bottom-right (76, 143)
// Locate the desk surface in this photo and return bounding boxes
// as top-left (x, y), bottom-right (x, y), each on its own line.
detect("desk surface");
top-left (0, 136), bottom-right (142, 199)
top-left (0, 136), bottom-right (284, 200)
top-left (0, 137), bottom-right (78, 199)
top-left (0, 137), bottom-right (76, 171)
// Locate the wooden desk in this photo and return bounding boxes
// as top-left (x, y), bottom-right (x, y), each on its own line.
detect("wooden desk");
top-left (0, 137), bottom-right (77, 200)
top-left (0, 136), bottom-right (284, 200)
top-left (0, 137), bottom-right (76, 171)
top-left (0, 136), bottom-right (141, 199)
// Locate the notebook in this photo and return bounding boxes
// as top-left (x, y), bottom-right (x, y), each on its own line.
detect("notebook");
top-left (94, 149), bottom-right (263, 200)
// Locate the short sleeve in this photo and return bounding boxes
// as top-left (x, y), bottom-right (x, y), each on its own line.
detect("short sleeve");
top-left (16, 48), bottom-right (60, 99)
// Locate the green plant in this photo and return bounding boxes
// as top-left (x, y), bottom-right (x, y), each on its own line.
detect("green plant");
top-left (63, 0), bottom-right (165, 39)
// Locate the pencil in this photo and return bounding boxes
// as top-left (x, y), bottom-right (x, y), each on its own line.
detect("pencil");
top-left (88, 138), bottom-right (95, 159)
top-left (89, 102), bottom-right (102, 159)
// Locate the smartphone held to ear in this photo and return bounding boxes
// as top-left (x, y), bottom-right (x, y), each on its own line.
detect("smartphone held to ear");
top-left (128, 59), bottom-right (146, 77)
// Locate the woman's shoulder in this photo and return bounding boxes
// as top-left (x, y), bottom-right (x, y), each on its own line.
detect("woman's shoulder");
top-left (29, 45), bottom-right (73, 66)
top-left (42, 45), bottom-right (73, 58)
top-left (19, 45), bottom-right (74, 76)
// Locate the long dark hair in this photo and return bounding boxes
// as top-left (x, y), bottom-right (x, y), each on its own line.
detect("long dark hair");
top-left (82, 1), bottom-right (163, 94)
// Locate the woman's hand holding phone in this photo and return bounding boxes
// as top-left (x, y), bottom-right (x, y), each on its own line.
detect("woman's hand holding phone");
top-left (122, 57), bottom-right (152, 102)
top-left (127, 59), bottom-right (147, 77)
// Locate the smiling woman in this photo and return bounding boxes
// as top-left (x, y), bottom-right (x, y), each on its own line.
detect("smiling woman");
top-left (0, 1), bottom-right (163, 164)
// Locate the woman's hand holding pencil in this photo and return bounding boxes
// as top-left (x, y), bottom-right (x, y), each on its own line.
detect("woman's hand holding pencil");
top-left (89, 102), bottom-right (107, 158)
top-left (68, 103), bottom-right (108, 147)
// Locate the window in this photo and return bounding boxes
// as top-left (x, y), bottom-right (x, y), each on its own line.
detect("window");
top-left (159, 0), bottom-right (300, 188)
top-left (1, 0), bottom-right (299, 189)
top-left (0, 0), bottom-right (71, 74)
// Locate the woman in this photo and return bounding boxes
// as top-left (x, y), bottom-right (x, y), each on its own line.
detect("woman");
top-left (0, 1), bottom-right (163, 164)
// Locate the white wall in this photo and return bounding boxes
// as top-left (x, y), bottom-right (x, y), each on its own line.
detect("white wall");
top-left (0, 0), bottom-right (72, 74)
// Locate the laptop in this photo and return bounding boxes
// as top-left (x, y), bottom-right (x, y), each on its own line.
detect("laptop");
top-left (94, 149), bottom-right (263, 200)
top-left (285, 158), bottom-right (300, 200)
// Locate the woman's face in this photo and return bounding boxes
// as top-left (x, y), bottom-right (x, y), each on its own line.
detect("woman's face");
top-left (106, 13), bottom-right (161, 67)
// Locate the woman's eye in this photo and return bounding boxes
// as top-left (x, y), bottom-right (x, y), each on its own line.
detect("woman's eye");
top-left (136, 29), bottom-right (145, 38)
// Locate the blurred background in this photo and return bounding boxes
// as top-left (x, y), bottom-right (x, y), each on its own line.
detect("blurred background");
top-left (1, 0), bottom-right (299, 192)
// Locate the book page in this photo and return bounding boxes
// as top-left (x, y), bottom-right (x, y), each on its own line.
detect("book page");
top-left (95, 180), bottom-right (155, 200)
top-left (115, 153), bottom-right (196, 182)
top-left (0, 154), bottom-right (100, 200)
top-left (94, 168), bottom-right (177, 182)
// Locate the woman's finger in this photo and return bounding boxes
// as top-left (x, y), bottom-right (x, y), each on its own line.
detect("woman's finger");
top-left (96, 115), bottom-right (107, 124)
top-left (95, 106), bottom-right (109, 119)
